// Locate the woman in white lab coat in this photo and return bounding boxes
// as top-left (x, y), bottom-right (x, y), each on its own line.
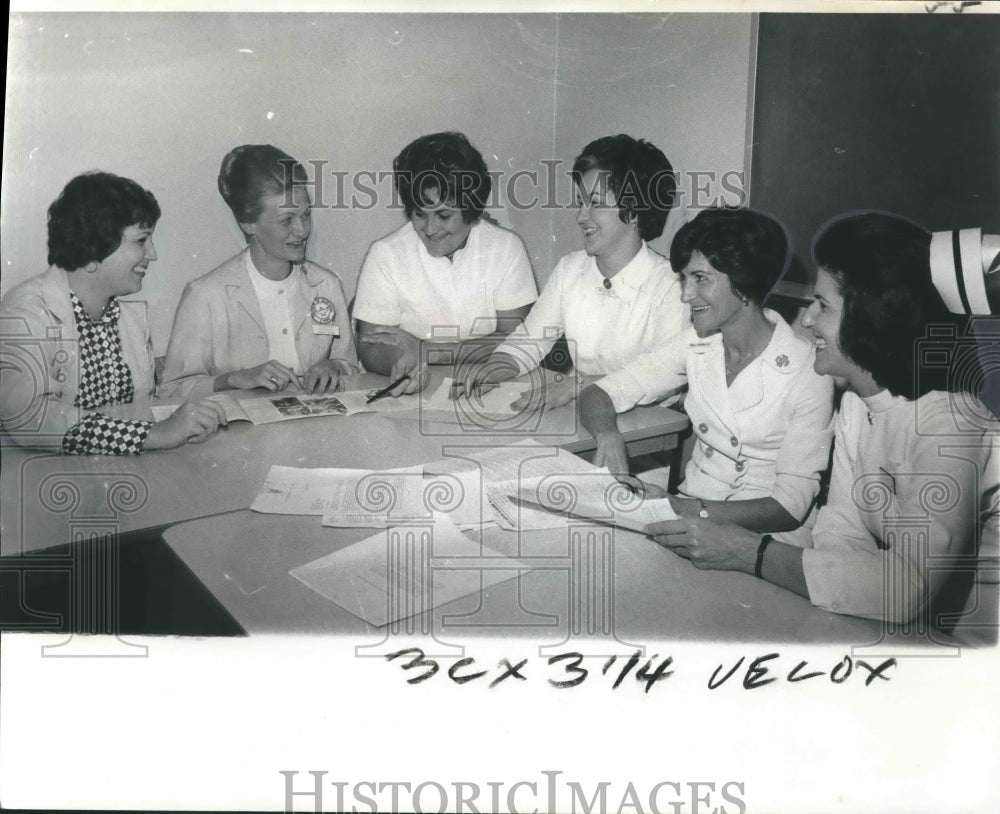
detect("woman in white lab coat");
top-left (453, 134), bottom-right (685, 408)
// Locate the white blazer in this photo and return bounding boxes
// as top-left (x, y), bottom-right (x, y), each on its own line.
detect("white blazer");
top-left (599, 309), bottom-right (834, 540)
top-left (0, 266), bottom-right (155, 450)
top-left (680, 311), bottom-right (834, 529)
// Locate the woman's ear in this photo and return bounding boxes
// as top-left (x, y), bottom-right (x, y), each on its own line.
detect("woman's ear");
top-left (83, 260), bottom-right (100, 273)
top-left (239, 221), bottom-right (256, 237)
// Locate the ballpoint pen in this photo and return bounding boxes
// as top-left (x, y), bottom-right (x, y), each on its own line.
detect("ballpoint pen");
top-left (366, 374), bottom-right (410, 403)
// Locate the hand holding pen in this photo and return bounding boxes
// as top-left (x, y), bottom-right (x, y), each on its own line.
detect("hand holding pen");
top-left (366, 374), bottom-right (410, 403)
top-left (450, 351), bottom-right (519, 400)
top-left (380, 353), bottom-right (429, 396)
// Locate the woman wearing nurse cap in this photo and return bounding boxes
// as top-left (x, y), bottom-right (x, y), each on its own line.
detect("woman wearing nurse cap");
top-left (930, 225), bottom-right (1000, 417)
top-left (646, 211), bottom-right (998, 628)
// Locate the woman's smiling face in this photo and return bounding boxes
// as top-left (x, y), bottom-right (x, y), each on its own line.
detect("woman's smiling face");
top-left (574, 169), bottom-right (634, 261)
top-left (242, 185), bottom-right (312, 265)
top-left (94, 223), bottom-right (157, 298)
top-left (801, 267), bottom-right (856, 381)
top-left (679, 251), bottom-right (745, 337)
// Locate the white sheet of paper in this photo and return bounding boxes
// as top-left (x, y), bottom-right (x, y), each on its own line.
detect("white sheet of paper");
top-left (289, 513), bottom-right (527, 627)
top-left (321, 468), bottom-right (485, 528)
top-left (514, 472), bottom-right (679, 533)
top-left (424, 377), bottom-right (530, 414)
top-left (252, 464), bottom-right (484, 526)
top-left (251, 465), bottom-right (385, 515)
top-left (425, 438), bottom-right (594, 480)
top-left (484, 483), bottom-right (573, 530)
top-left (384, 377), bottom-right (537, 426)
top-left (426, 440), bottom-right (603, 529)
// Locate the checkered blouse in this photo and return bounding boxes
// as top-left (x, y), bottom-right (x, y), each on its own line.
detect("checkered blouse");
top-left (60, 292), bottom-right (152, 455)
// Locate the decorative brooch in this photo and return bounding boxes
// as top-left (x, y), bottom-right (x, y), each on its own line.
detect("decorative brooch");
top-left (775, 354), bottom-right (789, 368)
top-left (310, 296), bottom-right (336, 325)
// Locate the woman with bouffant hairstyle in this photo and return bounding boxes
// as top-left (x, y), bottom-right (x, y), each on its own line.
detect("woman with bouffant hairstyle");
top-left (160, 144), bottom-right (357, 399)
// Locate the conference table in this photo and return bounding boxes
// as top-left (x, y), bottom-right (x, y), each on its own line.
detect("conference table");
top-left (0, 369), bottom-right (981, 647)
top-left (0, 370), bottom-right (686, 556)
top-left (0, 369), bottom-right (689, 633)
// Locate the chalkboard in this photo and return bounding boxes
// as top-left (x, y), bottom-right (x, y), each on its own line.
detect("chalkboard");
top-left (751, 12), bottom-right (1000, 288)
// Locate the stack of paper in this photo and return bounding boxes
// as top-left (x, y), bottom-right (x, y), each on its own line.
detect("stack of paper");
top-left (424, 439), bottom-right (605, 531)
top-left (259, 440), bottom-right (678, 627)
top-left (289, 513), bottom-right (526, 627)
top-left (513, 476), bottom-right (679, 533)
top-left (251, 465), bottom-right (485, 528)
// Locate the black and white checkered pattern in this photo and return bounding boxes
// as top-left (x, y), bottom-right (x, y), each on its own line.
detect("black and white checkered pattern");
top-left (71, 292), bottom-right (135, 408)
top-left (62, 412), bottom-right (151, 455)
top-left (61, 292), bottom-right (151, 455)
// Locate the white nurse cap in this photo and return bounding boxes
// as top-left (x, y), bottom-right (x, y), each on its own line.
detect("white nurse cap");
top-left (929, 227), bottom-right (1000, 315)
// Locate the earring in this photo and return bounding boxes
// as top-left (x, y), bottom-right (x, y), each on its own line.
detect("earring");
top-left (741, 294), bottom-right (749, 306)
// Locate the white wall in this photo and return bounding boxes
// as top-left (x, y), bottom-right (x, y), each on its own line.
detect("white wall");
top-left (2, 12), bottom-right (753, 353)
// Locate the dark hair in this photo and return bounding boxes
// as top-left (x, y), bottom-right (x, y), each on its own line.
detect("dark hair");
top-left (812, 211), bottom-right (981, 399)
top-left (572, 134), bottom-right (676, 242)
top-left (669, 207), bottom-right (789, 305)
top-left (218, 144), bottom-right (308, 226)
top-left (47, 172), bottom-right (160, 270)
top-left (393, 132), bottom-right (491, 225)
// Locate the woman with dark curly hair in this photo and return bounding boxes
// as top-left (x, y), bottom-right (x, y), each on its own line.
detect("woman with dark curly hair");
top-left (159, 144), bottom-right (358, 399)
top-left (646, 211), bottom-right (998, 625)
top-left (580, 207), bottom-right (834, 544)
top-left (353, 131), bottom-right (537, 396)
top-left (0, 172), bottom-right (224, 453)
top-left (456, 134), bottom-right (685, 408)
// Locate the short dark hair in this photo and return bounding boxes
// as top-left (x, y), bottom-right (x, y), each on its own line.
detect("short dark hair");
top-left (812, 211), bottom-right (980, 399)
top-left (393, 132), bottom-right (491, 225)
top-left (572, 134), bottom-right (676, 242)
top-left (47, 172), bottom-right (160, 270)
top-left (218, 144), bottom-right (308, 226)
top-left (669, 207), bottom-right (789, 305)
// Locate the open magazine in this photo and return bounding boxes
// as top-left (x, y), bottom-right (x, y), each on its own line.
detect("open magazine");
top-left (152, 378), bottom-right (534, 426)
top-left (151, 388), bottom-right (423, 425)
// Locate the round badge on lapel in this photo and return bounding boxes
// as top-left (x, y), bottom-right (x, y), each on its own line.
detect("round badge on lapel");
top-left (311, 296), bottom-right (336, 325)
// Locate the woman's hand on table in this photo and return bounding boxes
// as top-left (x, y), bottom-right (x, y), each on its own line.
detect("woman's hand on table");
top-left (451, 351), bottom-right (519, 400)
top-left (217, 360), bottom-right (298, 392)
top-left (644, 517), bottom-right (759, 573)
top-left (637, 480), bottom-right (670, 500)
top-left (593, 431), bottom-right (630, 479)
top-left (146, 399), bottom-right (226, 450)
top-left (509, 375), bottom-right (568, 411)
top-left (302, 359), bottom-right (350, 394)
top-left (591, 431), bottom-right (649, 495)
